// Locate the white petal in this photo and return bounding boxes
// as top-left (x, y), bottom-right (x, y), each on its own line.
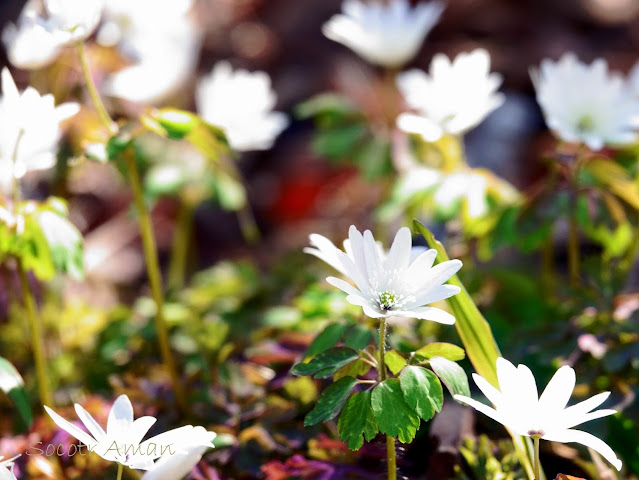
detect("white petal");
top-left (542, 429), bottom-right (622, 471)
top-left (384, 227), bottom-right (412, 272)
top-left (326, 276), bottom-right (362, 297)
top-left (454, 394), bottom-right (508, 428)
top-left (106, 395), bottom-right (135, 439)
top-left (44, 406), bottom-right (98, 449)
top-left (128, 416), bottom-right (158, 446)
top-left (472, 372), bottom-right (503, 407)
top-left (538, 365), bottom-right (575, 413)
top-left (392, 306), bottom-right (455, 324)
top-left (560, 392), bottom-right (611, 429)
top-left (74, 404), bottom-right (108, 444)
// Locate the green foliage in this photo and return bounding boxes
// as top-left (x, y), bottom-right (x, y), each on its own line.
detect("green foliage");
top-left (296, 93), bottom-right (393, 180)
top-left (0, 356), bottom-right (31, 428)
top-left (429, 356), bottom-right (470, 398)
top-left (414, 342), bottom-right (466, 362)
top-left (337, 391), bottom-right (378, 450)
top-left (385, 350), bottom-right (407, 375)
top-left (371, 379), bottom-right (420, 443)
top-left (455, 435), bottom-right (522, 480)
top-left (304, 323), bottom-right (347, 357)
top-left (399, 366), bottom-right (443, 421)
top-left (291, 347), bottom-right (360, 378)
top-left (304, 376), bottom-right (359, 426)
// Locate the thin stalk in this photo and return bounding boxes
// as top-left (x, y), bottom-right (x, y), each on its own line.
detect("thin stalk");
top-left (167, 201), bottom-right (195, 292)
top-left (124, 151), bottom-right (186, 411)
top-left (11, 129), bottom-right (24, 208)
top-left (116, 464), bottom-right (123, 480)
top-left (75, 41), bottom-right (116, 134)
top-left (378, 318), bottom-right (396, 480)
top-left (533, 436), bottom-right (541, 480)
top-left (541, 225), bottom-right (555, 296)
top-left (568, 203), bottom-right (580, 288)
top-left (18, 262), bottom-right (52, 407)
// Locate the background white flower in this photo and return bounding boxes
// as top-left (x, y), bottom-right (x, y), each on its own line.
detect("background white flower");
top-left (397, 48), bottom-right (504, 142)
top-left (306, 225), bottom-right (462, 322)
top-left (196, 61), bottom-right (289, 152)
top-left (99, 0), bottom-right (202, 105)
top-left (455, 357), bottom-right (622, 471)
top-left (322, 0), bottom-right (445, 68)
top-left (45, 395), bottom-right (215, 471)
top-left (42, 0), bottom-right (104, 45)
top-left (0, 68), bottom-right (78, 193)
top-left (0, 455), bottom-right (19, 480)
top-left (2, 2), bottom-right (63, 70)
top-left (532, 53), bottom-right (639, 151)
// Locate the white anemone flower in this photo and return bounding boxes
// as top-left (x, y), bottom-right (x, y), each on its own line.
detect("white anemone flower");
top-left (532, 53), bottom-right (639, 151)
top-left (0, 455), bottom-right (19, 480)
top-left (322, 0), bottom-right (444, 68)
top-left (397, 48), bottom-right (505, 142)
top-left (0, 68), bottom-right (79, 193)
top-left (99, 0), bottom-right (202, 105)
top-left (455, 357), bottom-right (622, 471)
top-left (305, 225), bottom-right (462, 322)
top-left (196, 62), bottom-right (289, 152)
top-left (2, 3), bottom-right (63, 70)
top-left (45, 395), bottom-right (216, 471)
top-left (42, 0), bottom-right (104, 45)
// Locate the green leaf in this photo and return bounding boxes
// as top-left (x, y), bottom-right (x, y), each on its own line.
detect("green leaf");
top-left (586, 158), bottom-right (639, 209)
top-left (0, 357), bottom-right (31, 428)
top-left (37, 209), bottom-right (84, 281)
top-left (415, 342), bottom-right (465, 362)
top-left (337, 390), bottom-right (378, 450)
top-left (306, 323), bottom-right (347, 357)
top-left (414, 220), bottom-right (501, 388)
top-left (211, 170), bottom-right (247, 211)
top-left (385, 350), bottom-right (407, 375)
top-left (304, 376), bottom-right (359, 426)
top-left (371, 379), bottom-right (420, 443)
top-left (291, 347), bottom-right (359, 378)
top-left (333, 359), bottom-right (372, 381)
top-left (295, 93), bottom-right (359, 120)
top-left (152, 108), bottom-right (199, 139)
top-left (343, 324), bottom-right (373, 350)
top-left (399, 366), bottom-right (443, 421)
top-left (429, 356), bottom-right (470, 398)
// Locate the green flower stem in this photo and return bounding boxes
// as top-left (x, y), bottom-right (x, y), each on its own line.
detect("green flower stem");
top-left (76, 41), bottom-right (116, 134)
top-left (533, 436), bottom-right (541, 480)
top-left (568, 208), bottom-right (580, 288)
top-left (116, 463), bottom-right (123, 480)
top-left (124, 151), bottom-right (187, 412)
top-left (167, 200), bottom-right (195, 292)
top-left (378, 318), bottom-right (397, 480)
top-left (18, 262), bottom-right (52, 408)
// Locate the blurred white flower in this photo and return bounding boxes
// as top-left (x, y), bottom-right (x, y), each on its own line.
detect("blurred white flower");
top-left (42, 0), bottom-right (104, 45)
top-left (323, 0), bottom-right (444, 68)
top-left (532, 53), bottom-right (639, 151)
top-left (455, 357), bottom-right (622, 471)
top-left (141, 427), bottom-right (216, 480)
top-left (0, 455), bottom-right (19, 480)
top-left (0, 68), bottom-right (78, 193)
top-left (397, 49), bottom-right (504, 142)
top-left (99, 0), bottom-right (202, 105)
top-left (196, 62), bottom-right (289, 151)
top-left (45, 395), bottom-right (216, 470)
top-left (2, 2), bottom-right (63, 70)
top-left (306, 225), bottom-right (462, 322)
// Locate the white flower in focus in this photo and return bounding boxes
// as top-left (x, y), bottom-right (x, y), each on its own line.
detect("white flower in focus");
top-left (322, 0), bottom-right (444, 68)
top-left (455, 357), bottom-right (622, 471)
top-left (532, 53), bottom-right (639, 151)
top-left (2, 3), bottom-right (63, 70)
top-left (0, 68), bottom-right (78, 193)
top-left (0, 455), bottom-right (19, 480)
top-left (141, 427), bottom-right (216, 480)
top-left (196, 62), bottom-right (289, 151)
top-left (45, 395), bottom-right (216, 470)
top-left (99, 0), bottom-right (202, 105)
top-left (305, 226), bottom-right (462, 322)
top-left (397, 49), bottom-right (504, 142)
top-left (42, 0), bottom-right (104, 45)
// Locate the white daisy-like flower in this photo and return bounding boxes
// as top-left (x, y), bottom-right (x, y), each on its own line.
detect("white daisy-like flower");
top-left (45, 395), bottom-right (215, 470)
top-left (0, 68), bottom-right (79, 193)
top-left (2, 2), bottom-right (63, 70)
top-left (41, 0), bottom-right (104, 45)
top-left (196, 61), bottom-right (289, 152)
top-left (397, 48), bottom-right (505, 142)
top-left (455, 357), bottom-right (622, 471)
top-left (0, 455), bottom-right (19, 480)
top-left (532, 53), bottom-right (639, 151)
top-left (99, 0), bottom-right (202, 105)
top-left (305, 225), bottom-right (462, 322)
top-left (322, 0), bottom-right (444, 68)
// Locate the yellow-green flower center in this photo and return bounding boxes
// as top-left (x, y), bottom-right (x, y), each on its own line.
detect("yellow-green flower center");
top-left (379, 291), bottom-right (398, 310)
top-left (577, 115), bottom-right (595, 133)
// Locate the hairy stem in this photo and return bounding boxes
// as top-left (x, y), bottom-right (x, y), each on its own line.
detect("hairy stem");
top-left (124, 151), bottom-right (186, 411)
top-left (167, 200), bottom-right (195, 292)
top-left (378, 318), bottom-right (396, 480)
